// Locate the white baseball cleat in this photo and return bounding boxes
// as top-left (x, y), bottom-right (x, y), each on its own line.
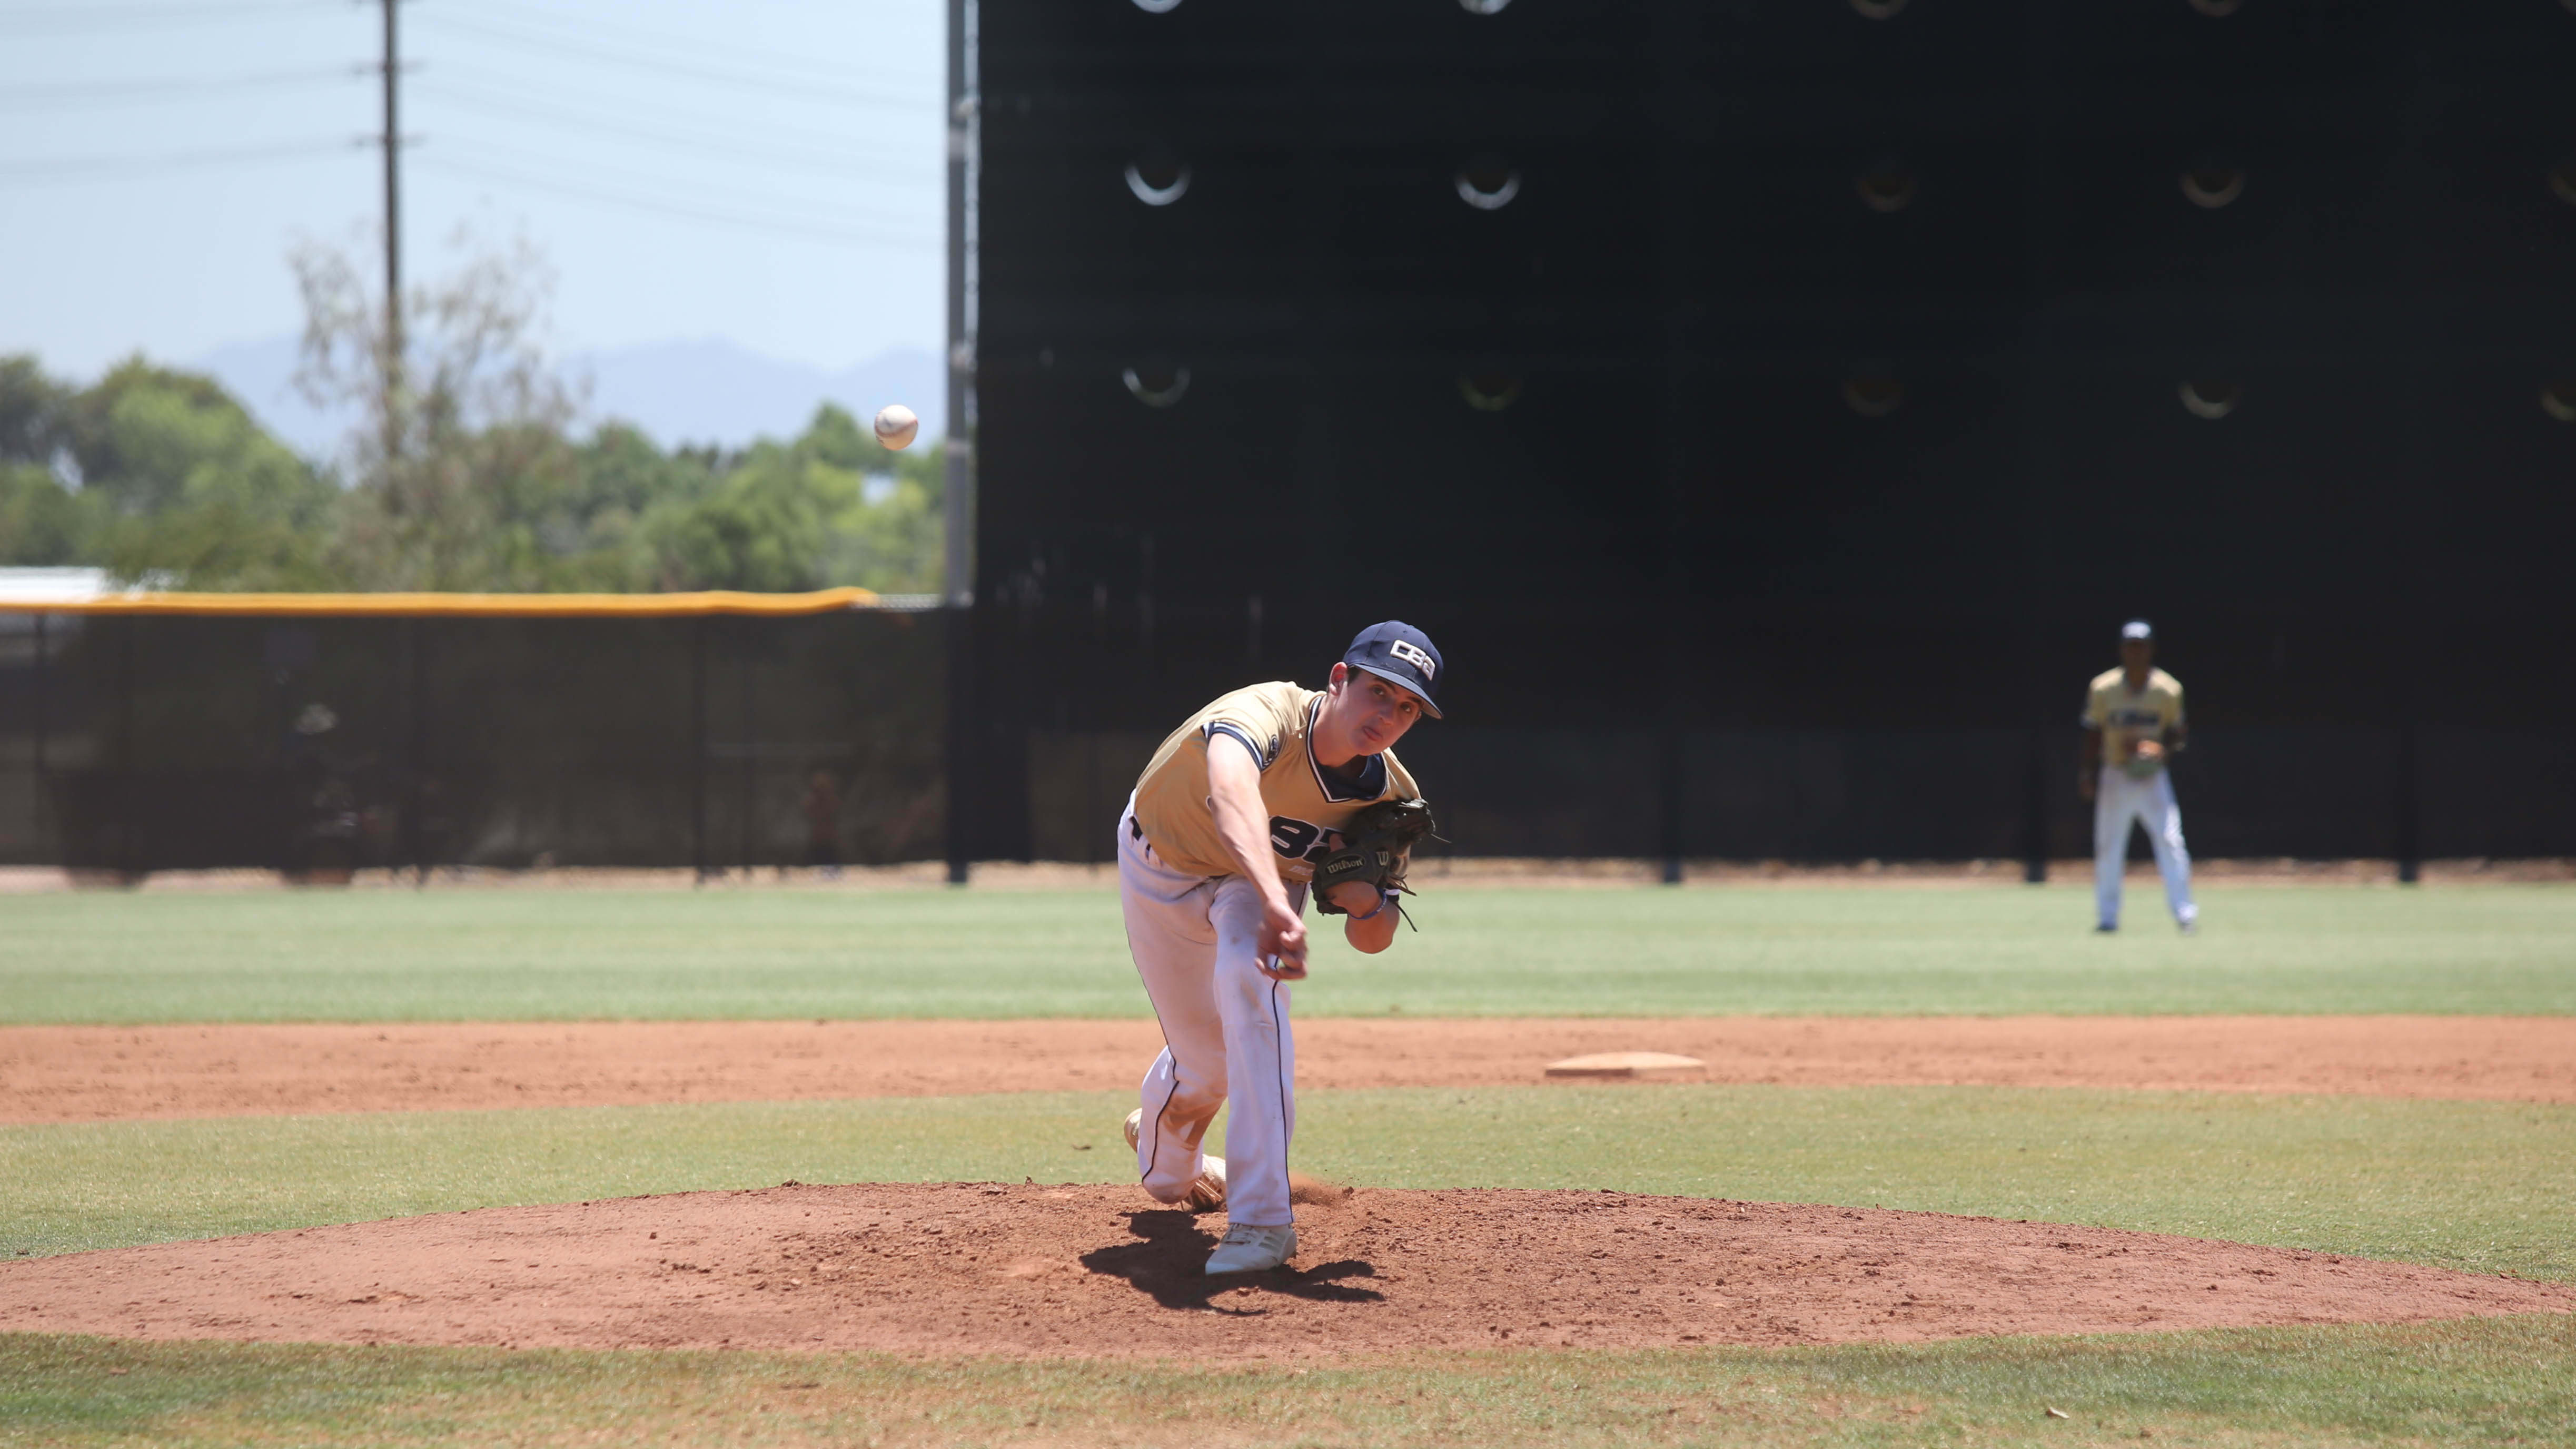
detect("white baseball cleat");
top-left (1205, 1222), bottom-right (1297, 1275)
top-left (1124, 1108), bottom-right (1226, 1212)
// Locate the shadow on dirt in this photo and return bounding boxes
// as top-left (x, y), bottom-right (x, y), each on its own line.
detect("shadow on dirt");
top-left (1079, 1209), bottom-right (1383, 1311)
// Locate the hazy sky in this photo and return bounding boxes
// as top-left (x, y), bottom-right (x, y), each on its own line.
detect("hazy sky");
top-left (0, 0), bottom-right (945, 378)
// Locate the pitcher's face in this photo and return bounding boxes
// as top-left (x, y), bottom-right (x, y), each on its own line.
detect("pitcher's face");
top-left (1322, 663), bottom-right (1426, 756)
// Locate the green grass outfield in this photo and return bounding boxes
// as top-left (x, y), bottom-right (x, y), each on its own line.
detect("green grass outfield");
top-left (8, 1087), bottom-right (2572, 1279)
top-left (4, 882), bottom-right (2572, 1022)
top-left (8, 1318), bottom-right (2572, 1448)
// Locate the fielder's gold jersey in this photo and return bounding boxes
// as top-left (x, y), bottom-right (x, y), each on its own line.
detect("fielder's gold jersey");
top-left (1131, 681), bottom-right (1422, 883)
top-left (2085, 667), bottom-right (2185, 771)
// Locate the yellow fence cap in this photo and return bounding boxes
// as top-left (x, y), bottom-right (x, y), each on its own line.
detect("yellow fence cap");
top-left (1, 587), bottom-right (886, 618)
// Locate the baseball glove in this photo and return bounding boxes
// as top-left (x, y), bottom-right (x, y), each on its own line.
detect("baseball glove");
top-left (1312, 797), bottom-right (1437, 917)
top-left (2122, 737), bottom-right (2167, 778)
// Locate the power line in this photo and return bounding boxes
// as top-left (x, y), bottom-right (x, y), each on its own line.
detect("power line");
top-left (0, 1), bottom-right (338, 35)
top-left (415, 75), bottom-right (937, 182)
top-left (442, 0), bottom-right (930, 98)
top-left (411, 9), bottom-right (935, 113)
top-left (424, 59), bottom-right (938, 157)
top-left (0, 137), bottom-right (356, 183)
top-left (0, 65), bottom-right (362, 110)
top-left (428, 136), bottom-right (936, 235)
top-left (423, 153), bottom-right (937, 250)
top-left (416, 151), bottom-right (937, 250)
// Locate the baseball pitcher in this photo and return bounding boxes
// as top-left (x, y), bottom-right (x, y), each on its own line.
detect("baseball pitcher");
top-left (1118, 621), bottom-right (1442, 1275)
top-left (2080, 619), bottom-right (2198, 933)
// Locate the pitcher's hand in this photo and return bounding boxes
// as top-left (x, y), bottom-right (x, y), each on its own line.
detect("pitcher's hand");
top-left (1258, 896), bottom-right (1309, 980)
top-left (1322, 880), bottom-right (1382, 916)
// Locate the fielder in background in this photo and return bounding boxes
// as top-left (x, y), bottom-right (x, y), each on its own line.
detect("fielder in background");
top-left (2081, 619), bottom-right (2198, 934)
top-left (1118, 622), bottom-right (1443, 1275)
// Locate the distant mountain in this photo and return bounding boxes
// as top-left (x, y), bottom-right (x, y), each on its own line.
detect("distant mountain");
top-left (582, 339), bottom-right (945, 452)
top-left (191, 336), bottom-right (946, 461)
top-left (191, 337), bottom-right (338, 457)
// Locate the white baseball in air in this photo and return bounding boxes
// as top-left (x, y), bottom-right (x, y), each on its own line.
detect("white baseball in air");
top-left (873, 403), bottom-right (919, 450)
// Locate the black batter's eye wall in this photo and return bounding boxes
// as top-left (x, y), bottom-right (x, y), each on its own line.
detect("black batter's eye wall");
top-left (966, 0), bottom-right (2576, 866)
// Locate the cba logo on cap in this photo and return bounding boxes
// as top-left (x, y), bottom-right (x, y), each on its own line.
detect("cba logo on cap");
top-left (1344, 622), bottom-right (1445, 718)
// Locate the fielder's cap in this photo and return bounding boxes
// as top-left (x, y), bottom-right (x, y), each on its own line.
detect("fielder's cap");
top-left (2121, 619), bottom-right (2155, 641)
top-left (1343, 620), bottom-right (1444, 718)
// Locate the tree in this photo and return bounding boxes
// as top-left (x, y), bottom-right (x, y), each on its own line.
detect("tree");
top-left (83, 362), bottom-right (338, 588)
top-left (293, 233), bottom-right (585, 590)
top-left (0, 353), bottom-right (333, 586)
top-left (0, 462), bottom-right (92, 567)
top-left (817, 429), bottom-right (943, 596)
top-left (0, 354), bottom-right (69, 467)
top-left (2, 236), bottom-right (950, 595)
top-left (0, 354), bottom-right (92, 566)
top-left (643, 405), bottom-right (942, 593)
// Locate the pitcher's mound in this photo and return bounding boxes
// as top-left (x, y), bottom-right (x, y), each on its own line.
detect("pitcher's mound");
top-left (2, 1183), bottom-right (2564, 1359)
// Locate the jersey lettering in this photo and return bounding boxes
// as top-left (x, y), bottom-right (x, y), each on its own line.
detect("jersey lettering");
top-left (1130, 681), bottom-right (1421, 881)
top-left (1266, 816), bottom-right (1340, 862)
top-left (1268, 817), bottom-right (1320, 859)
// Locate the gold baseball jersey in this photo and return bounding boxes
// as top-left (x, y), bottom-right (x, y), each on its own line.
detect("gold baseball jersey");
top-left (2085, 667), bottom-right (2185, 770)
top-left (1131, 681), bottom-right (1422, 883)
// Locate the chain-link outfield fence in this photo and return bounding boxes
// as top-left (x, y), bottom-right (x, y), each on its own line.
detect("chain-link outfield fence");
top-left (0, 595), bottom-right (946, 875)
top-left (968, 596), bottom-right (2576, 876)
top-left (3, 595), bottom-right (2571, 875)
top-left (1023, 726), bottom-right (2574, 871)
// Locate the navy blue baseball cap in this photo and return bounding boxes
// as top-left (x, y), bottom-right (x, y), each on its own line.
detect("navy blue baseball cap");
top-left (1343, 621), bottom-right (1444, 718)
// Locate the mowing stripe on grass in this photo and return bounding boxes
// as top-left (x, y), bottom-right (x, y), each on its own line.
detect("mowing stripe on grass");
top-left (3, 1317), bottom-right (2571, 1448)
top-left (5, 1085), bottom-right (2569, 1282)
top-left (4, 884), bottom-right (2572, 1022)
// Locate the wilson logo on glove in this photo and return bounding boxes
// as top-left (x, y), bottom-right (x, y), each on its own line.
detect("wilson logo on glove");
top-left (1313, 797), bottom-right (1439, 923)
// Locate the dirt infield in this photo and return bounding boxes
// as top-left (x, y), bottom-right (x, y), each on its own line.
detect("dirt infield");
top-left (3, 1182), bottom-right (2563, 1357)
top-left (6, 1016), bottom-right (2570, 1124)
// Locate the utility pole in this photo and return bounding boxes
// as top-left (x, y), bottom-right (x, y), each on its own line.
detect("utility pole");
top-left (941, 0), bottom-right (978, 885)
top-left (379, 0), bottom-right (404, 453)
top-left (942, 0), bottom-right (976, 610)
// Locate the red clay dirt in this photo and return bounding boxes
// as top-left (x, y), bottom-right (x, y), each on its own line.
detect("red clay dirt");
top-left (2, 1183), bottom-right (2564, 1358)
top-left (5, 1016), bottom-right (2571, 1125)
